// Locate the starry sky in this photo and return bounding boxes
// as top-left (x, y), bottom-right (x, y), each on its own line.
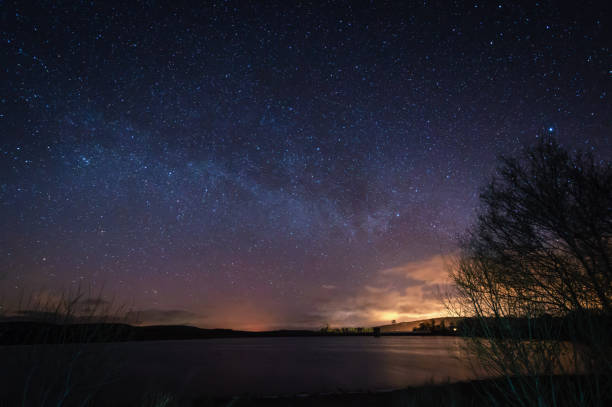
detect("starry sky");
top-left (1, 1), bottom-right (611, 330)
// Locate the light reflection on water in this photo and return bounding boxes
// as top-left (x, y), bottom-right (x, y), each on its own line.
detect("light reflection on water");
top-left (108, 336), bottom-right (483, 396)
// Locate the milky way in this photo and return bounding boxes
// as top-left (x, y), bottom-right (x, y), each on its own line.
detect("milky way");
top-left (1, 1), bottom-right (610, 329)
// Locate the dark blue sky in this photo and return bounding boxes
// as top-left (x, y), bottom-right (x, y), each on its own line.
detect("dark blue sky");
top-left (1, 1), bottom-right (610, 329)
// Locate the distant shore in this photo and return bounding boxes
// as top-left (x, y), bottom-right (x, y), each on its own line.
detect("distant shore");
top-left (0, 320), bottom-right (459, 345)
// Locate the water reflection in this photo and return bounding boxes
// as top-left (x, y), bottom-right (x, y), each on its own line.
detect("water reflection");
top-left (1, 336), bottom-right (489, 402)
top-left (111, 336), bottom-right (483, 397)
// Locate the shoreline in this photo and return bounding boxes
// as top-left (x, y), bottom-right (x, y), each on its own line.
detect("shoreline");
top-left (0, 321), bottom-right (458, 345)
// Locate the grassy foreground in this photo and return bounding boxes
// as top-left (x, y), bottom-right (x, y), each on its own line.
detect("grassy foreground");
top-left (87, 375), bottom-right (608, 407)
top-left (189, 380), bottom-right (483, 407)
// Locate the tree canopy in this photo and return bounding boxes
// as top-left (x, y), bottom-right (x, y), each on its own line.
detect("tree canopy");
top-left (452, 138), bottom-right (612, 318)
top-left (449, 138), bottom-right (612, 405)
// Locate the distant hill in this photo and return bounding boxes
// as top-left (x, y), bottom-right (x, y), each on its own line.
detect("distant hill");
top-left (0, 321), bottom-right (363, 345)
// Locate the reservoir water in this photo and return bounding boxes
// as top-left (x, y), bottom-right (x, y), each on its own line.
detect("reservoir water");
top-left (1, 336), bottom-right (486, 403)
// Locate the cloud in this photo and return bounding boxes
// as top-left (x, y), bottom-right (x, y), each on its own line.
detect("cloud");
top-left (321, 284), bottom-right (336, 290)
top-left (79, 297), bottom-right (110, 306)
top-left (379, 255), bottom-right (451, 284)
top-left (14, 310), bottom-right (70, 321)
top-left (0, 295), bottom-right (118, 323)
top-left (0, 309), bottom-right (124, 323)
top-left (0, 307), bottom-right (202, 327)
top-left (77, 297), bottom-right (113, 313)
top-left (313, 253), bottom-right (456, 327)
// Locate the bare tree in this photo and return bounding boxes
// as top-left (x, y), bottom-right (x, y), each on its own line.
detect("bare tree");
top-left (449, 137), bottom-right (612, 406)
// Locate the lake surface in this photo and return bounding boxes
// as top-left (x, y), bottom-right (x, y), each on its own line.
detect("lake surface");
top-left (1, 336), bottom-right (487, 402)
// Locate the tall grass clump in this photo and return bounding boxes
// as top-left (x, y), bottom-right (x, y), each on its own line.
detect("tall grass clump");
top-left (0, 285), bottom-right (133, 406)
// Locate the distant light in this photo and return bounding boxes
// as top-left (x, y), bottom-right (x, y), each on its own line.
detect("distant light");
top-left (548, 127), bottom-right (554, 132)
top-left (453, 327), bottom-right (457, 331)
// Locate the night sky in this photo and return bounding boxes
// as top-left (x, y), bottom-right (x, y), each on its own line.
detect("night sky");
top-left (1, 1), bottom-right (610, 330)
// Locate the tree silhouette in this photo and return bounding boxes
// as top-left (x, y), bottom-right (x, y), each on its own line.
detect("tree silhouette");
top-left (457, 138), bottom-right (611, 316)
top-left (449, 137), bottom-right (612, 405)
